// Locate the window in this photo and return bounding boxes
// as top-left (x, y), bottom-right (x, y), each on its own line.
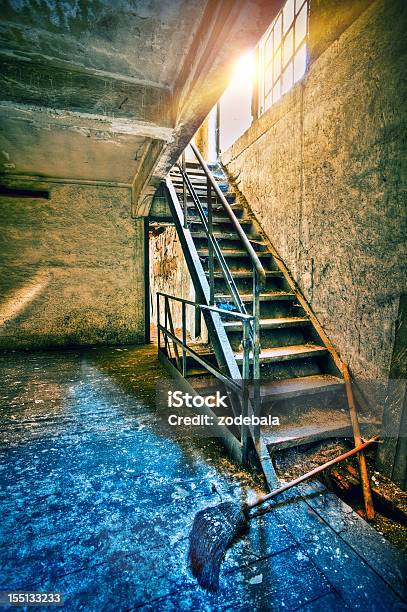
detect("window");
top-left (258, 0), bottom-right (309, 115)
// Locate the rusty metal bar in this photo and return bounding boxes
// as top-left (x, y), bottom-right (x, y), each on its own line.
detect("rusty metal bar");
top-left (342, 363), bottom-right (375, 520)
top-left (250, 436), bottom-right (380, 511)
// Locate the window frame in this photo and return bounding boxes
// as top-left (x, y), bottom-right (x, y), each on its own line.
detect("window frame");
top-left (257, 0), bottom-right (309, 117)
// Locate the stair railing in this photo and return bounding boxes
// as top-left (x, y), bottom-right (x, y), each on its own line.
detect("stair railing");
top-left (157, 291), bottom-right (255, 459)
top-left (176, 162), bottom-right (245, 316)
top-left (185, 142), bottom-right (265, 384)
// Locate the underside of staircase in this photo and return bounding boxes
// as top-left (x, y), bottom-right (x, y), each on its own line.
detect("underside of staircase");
top-left (157, 149), bottom-right (379, 477)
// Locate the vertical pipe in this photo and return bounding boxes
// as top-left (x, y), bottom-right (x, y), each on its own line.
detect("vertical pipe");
top-left (164, 295), bottom-right (168, 355)
top-left (215, 102), bottom-right (221, 158)
top-left (182, 150), bottom-right (187, 228)
top-left (207, 176), bottom-right (215, 305)
top-left (144, 217), bottom-right (150, 343)
top-left (157, 293), bottom-right (160, 352)
top-left (253, 269), bottom-right (261, 443)
top-left (182, 301), bottom-right (187, 377)
top-left (194, 291), bottom-right (202, 339)
top-left (242, 319), bottom-right (250, 464)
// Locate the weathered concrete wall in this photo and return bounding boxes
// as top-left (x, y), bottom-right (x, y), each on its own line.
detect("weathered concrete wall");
top-left (149, 226), bottom-right (194, 333)
top-left (222, 0), bottom-right (407, 380)
top-left (0, 185), bottom-right (145, 349)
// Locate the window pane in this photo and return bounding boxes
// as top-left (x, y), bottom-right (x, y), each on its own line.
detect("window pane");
top-left (295, 0), bottom-right (306, 14)
top-left (264, 32), bottom-right (273, 64)
top-left (273, 81), bottom-right (281, 103)
top-left (283, 28), bottom-right (293, 67)
top-left (264, 92), bottom-right (273, 111)
top-left (265, 64), bottom-right (273, 96)
top-left (294, 42), bottom-right (307, 82)
top-left (295, 3), bottom-right (307, 49)
top-left (274, 14), bottom-right (282, 49)
top-left (273, 46), bottom-right (281, 79)
top-left (282, 61), bottom-right (293, 94)
top-left (283, 0), bottom-right (295, 34)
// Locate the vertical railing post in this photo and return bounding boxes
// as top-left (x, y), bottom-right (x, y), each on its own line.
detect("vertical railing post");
top-left (253, 268), bottom-right (261, 444)
top-left (207, 176), bottom-right (215, 305)
top-left (242, 318), bottom-right (250, 464)
top-left (194, 290), bottom-right (201, 339)
top-left (182, 150), bottom-right (187, 228)
top-left (157, 293), bottom-right (161, 351)
top-left (164, 294), bottom-right (168, 355)
top-left (182, 301), bottom-right (187, 377)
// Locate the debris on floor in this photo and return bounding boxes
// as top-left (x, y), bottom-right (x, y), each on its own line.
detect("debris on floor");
top-left (273, 438), bottom-right (407, 553)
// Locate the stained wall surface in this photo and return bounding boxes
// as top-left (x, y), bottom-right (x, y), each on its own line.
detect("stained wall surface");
top-left (222, 0), bottom-right (407, 380)
top-left (0, 185), bottom-right (145, 349)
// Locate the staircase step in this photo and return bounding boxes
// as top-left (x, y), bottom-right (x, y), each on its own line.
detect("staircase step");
top-left (234, 343), bottom-right (327, 364)
top-left (261, 407), bottom-right (379, 451)
top-left (208, 270), bottom-right (283, 279)
top-left (197, 248), bottom-right (269, 258)
top-left (223, 316), bottom-right (310, 331)
top-left (188, 217), bottom-right (252, 227)
top-left (216, 292), bottom-right (295, 302)
top-left (190, 230), bottom-right (240, 240)
top-left (254, 374), bottom-right (343, 401)
top-left (186, 367), bottom-right (212, 377)
top-left (174, 184), bottom-right (235, 198)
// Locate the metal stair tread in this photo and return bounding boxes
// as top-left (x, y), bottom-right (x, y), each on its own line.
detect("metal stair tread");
top-left (234, 343), bottom-right (327, 363)
top-left (253, 374), bottom-right (343, 400)
top-left (223, 316), bottom-right (310, 330)
top-left (207, 270), bottom-right (283, 278)
top-left (188, 217), bottom-right (251, 225)
top-left (216, 291), bottom-right (295, 302)
top-left (190, 230), bottom-right (240, 239)
top-left (261, 407), bottom-right (380, 451)
top-left (197, 248), bottom-right (270, 257)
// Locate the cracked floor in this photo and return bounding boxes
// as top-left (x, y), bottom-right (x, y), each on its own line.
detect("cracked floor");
top-left (0, 344), bottom-right (405, 611)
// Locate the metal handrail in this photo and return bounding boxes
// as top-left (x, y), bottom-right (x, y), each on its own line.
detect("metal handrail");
top-left (156, 291), bottom-right (255, 459)
top-left (169, 148), bottom-right (262, 385)
top-left (190, 141), bottom-right (266, 285)
top-left (157, 291), bottom-right (254, 320)
top-left (176, 162), bottom-right (248, 318)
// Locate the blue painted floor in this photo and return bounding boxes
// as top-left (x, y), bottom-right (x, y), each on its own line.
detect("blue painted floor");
top-left (0, 344), bottom-right (405, 611)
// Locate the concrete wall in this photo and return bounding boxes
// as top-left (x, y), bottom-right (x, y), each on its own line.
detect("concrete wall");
top-left (149, 225), bottom-right (195, 334)
top-left (0, 184), bottom-right (145, 349)
top-left (222, 0), bottom-right (407, 380)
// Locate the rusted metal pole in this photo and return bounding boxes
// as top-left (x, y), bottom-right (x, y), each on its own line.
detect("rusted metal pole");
top-left (342, 363), bottom-right (375, 520)
top-left (249, 436), bottom-right (380, 511)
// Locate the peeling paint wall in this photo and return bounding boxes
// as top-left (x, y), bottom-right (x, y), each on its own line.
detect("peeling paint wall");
top-left (222, 0), bottom-right (407, 379)
top-left (0, 185), bottom-right (145, 349)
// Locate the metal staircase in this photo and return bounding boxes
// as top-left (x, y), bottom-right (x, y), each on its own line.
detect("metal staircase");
top-left (156, 143), bottom-right (378, 475)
